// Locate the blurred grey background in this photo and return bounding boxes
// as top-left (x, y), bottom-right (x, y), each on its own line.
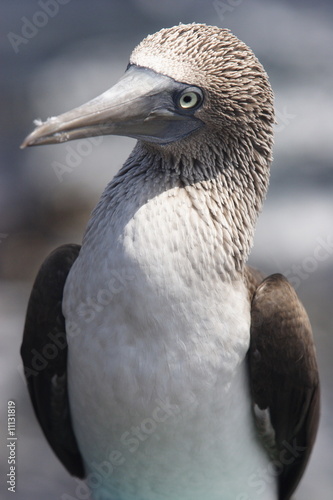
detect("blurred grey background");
top-left (1, 0), bottom-right (332, 499)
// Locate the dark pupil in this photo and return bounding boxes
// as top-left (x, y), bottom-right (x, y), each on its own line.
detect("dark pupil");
top-left (184, 95), bottom-right (192, 103)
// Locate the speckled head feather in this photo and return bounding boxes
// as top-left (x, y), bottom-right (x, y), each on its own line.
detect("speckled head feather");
top-left (131, 23), bottom-right (274, 152)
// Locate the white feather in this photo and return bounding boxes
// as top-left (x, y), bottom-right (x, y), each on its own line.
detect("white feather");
top-left (63, 165), bottom-right (277, 500)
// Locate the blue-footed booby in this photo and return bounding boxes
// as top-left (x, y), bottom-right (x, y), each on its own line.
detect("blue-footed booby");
top-left (21, 24), bottom-right (319, 500)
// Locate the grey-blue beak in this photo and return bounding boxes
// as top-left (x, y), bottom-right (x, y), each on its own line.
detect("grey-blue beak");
top-left (21, 65), bottom-right (203, 148)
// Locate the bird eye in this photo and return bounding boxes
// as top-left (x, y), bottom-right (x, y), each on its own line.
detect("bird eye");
top-left (178, 90), bottom-right (202, 110)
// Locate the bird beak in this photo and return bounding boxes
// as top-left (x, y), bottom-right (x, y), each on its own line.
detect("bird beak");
top-left (21, 65), bottom-right (202, 148)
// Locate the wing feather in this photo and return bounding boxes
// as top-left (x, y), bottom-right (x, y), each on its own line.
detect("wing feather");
top-left (247, 270), bottom-right (320, 500)
top-left (21, 244), bottom-right (85, 478)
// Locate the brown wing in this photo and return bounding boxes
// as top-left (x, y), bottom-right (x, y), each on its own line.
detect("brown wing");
top-left (246, 269), bottom-right (320, 500)
top-left (21, 244), bottom-right (85, 478)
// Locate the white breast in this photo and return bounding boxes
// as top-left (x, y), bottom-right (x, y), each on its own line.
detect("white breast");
top-left (63, 172), bottom-right (276, 500)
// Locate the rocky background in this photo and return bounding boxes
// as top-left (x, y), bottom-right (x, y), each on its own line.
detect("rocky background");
top-left (1, 1), bottom-right (332, 499)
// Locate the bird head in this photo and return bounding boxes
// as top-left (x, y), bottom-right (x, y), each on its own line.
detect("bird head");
top-left (21, 23), bottom-right (274, 164)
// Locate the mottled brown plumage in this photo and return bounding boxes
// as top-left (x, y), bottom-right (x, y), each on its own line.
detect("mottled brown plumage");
top-left (248, 272), bottom-right (320, 500)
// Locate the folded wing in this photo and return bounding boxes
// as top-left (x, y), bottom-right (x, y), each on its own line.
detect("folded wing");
top-left (247, 270), bottom-right (320, 500)
top-left (21, 244), bottom-right (85, 478)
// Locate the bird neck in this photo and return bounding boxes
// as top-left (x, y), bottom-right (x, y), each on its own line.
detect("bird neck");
top-left (87, 134), bottom-right (270, 281)
top-left (130, 136), bottom-right (270, 274)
